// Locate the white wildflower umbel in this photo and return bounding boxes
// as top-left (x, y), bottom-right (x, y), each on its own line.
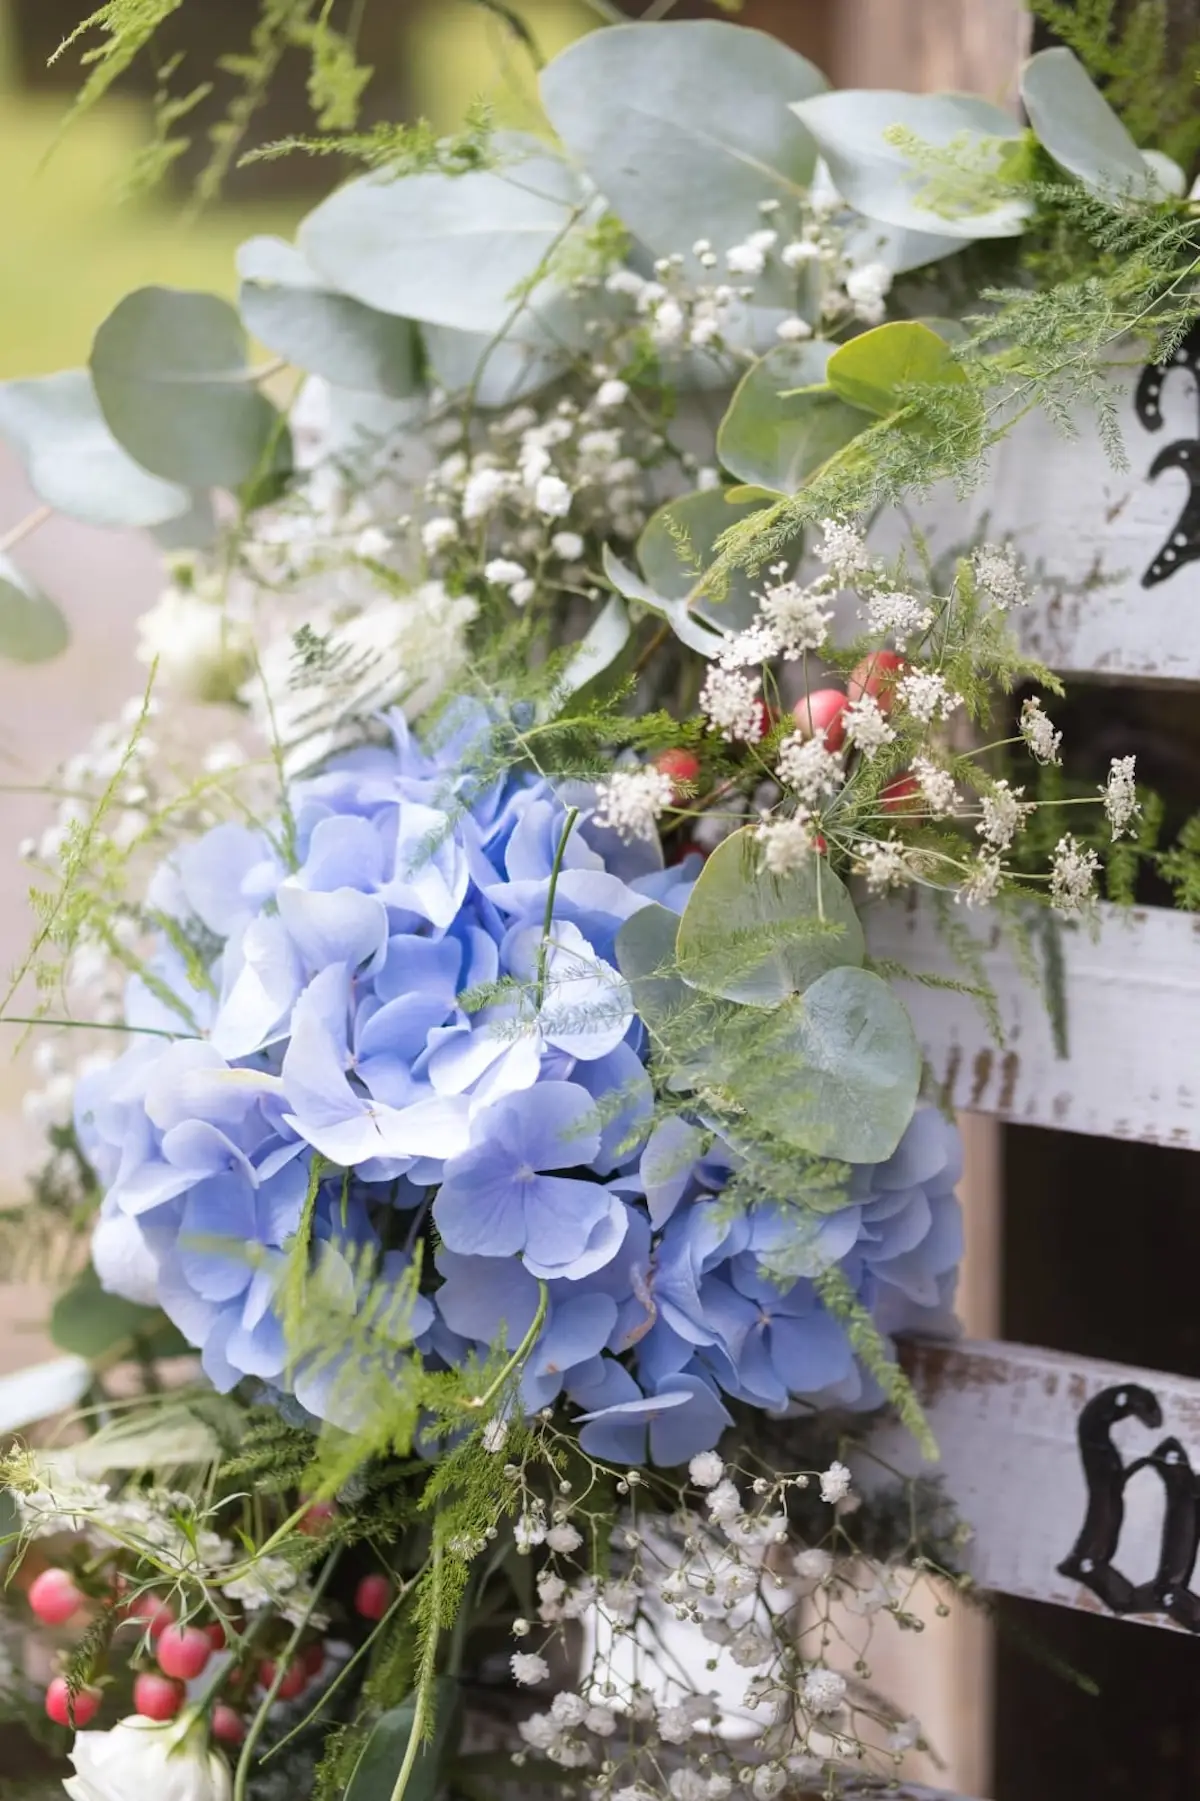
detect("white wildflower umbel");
top-left (860, 840), bottom-right (911, 894)
top-left (755, 812), bottom-right (817, 876)
top-left (1050, 834), bottom-right (1101, 914)
top-left (1102, 755), bottom-right (1140, 839)
top-left (864, 589), bottom-right (934, 648)
top-left (959, 851), bottom-right (1003, 907)
top-left (971, 540), bottom-right (1029, 610)
top-left (775, 731), bottom-right (843, 805)
top-left (842, 694), bottom-right (896, 759)
top-left (911, 756), bottom-right (957, 816)
top-left (897, 668), bottom-right (960, 724)
top-left (699, 666), bottom-right (763, 742)
top-left (593, 767), bottom-right (676, 842)
top-left (756, 569), bottom-right (832, 657)
top-left (1020, 695), bottom-right (1062, 765)
top-left (814, 517), bottom-right (875, 586)
top-left (977, 779), bottom-right (1033, 851)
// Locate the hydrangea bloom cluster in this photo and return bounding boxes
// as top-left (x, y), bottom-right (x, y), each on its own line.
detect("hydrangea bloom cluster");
top-left (78, 707), bottom-right (962, 1465)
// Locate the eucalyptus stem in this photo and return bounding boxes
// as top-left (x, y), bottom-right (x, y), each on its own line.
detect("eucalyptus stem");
top-left (389, 1541), bottom-right (443, 1801)
top-left (535, 806), bottom-right (579, 1009)
top-left (232, 1545), bottom-right (343, 1801)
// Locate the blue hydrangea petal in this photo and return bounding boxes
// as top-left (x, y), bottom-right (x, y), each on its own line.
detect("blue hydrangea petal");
top-left (649, 1372), bottom-right (733, 1465)
top-left (210, 916), bottom-right (304, 1059)
top-left (522, 1182), bottom-right (628, 1280)
top-left (640, 1118), bottom-right (705, 1226)
top-left (277, 884), bottom-right (389, 975)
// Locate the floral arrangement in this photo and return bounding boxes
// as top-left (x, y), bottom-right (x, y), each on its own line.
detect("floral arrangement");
top-left (0, 7), bottom-right (1195, 1800)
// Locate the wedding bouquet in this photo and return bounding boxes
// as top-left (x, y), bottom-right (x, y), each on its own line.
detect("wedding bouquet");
top-left (0, 10), bottom-right (1192, 1798)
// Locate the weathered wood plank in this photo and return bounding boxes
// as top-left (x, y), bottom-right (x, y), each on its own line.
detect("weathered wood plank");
top-left (864, 895), bottom-right (1200, 1147)
top-left (869, 1338), bottom-right (1200, 1634)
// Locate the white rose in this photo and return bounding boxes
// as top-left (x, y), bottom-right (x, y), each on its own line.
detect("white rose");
top-left (64, 1717), bottom-right (231, 1801)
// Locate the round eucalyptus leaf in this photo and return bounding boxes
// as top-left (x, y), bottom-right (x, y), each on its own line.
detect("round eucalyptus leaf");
top-left (1019, 47), bottom-right (1165, 196)
top-left (152, 489), bottom-right (218, 551)
top-left (616, 901), bottom-right (685, 1026)
top-left (717, 341), bottom-right (869, 496)
top-left (299, 145), bottom-right (589, 340)
top-left (791, 90), bottom-right (1031, 238)
top-left (541, 21), bottom-right (826, 288)
top-left (422, 323), bottom-right (565, 408)
top-left (638, 488), bottom-right (766, 634)
top-left (552, 594), bottom-right (631, 706)
top-left (722, 965), bottom-right (920, 1163)
top-left (676, 825), bottom-right (864, 1007)
top-left (602, 544), bottom-right (727, 658)
top-left (841, 211), bottom-right (965, 276)
top-left (91, 287), bottom-right (283, 490)
top-left (0, 554), bottom-right (69, 663)
top-left (825, 319), bottom-right (965, 418)
top-left (237, 235), bottom-right (421, 398)
top-left (0, 370), bottom-right (190, 529)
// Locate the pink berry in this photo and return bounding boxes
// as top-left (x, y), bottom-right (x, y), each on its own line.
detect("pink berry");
top-left (29, 1568), bottom-right (84, 1627)
top-left (848, 650), bottom-right (905, 714)
top-left (653, 748), bottom-right (701, 802)
top-left (204, 1621), bottom-right (228, 1652)
top-left (793, 687), bottom-right (848, 753)
top-left (45, 1677), bottom-right (100, 1728)
top-left (212, 1704), bottom-right (246, 1744)
top-left (259, 1656), bottom-right (307, 1700)
top-left (123, 1593), bottom-right (175, 1639)
top-left (298, 1500), bottom-right (338, 1537)
top-left (354, 1574), bottom-right (392, 1622)
top-left (133, 1672), bottom-right (183, 1721)
top-left (156, 1624), bottom-right (212, 1681)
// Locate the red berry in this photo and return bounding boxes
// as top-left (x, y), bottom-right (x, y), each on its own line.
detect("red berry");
top-left (123, 1593), bottom-right (175, 1639)
top-left (133, 1672), bottom-right (184, 1721)
top-left (750, 699), bottom-right (779, 740)
top-left (29, 1568), bottom-right (84, 1628)
top-left (212, 1704), bottom-right (246, 1745)
top-left (354, 1574), bottom-right (392, 1622)
top-left (302, 1639), bottom-right (326, 1677)
top-left (156, 1625), bottom-right (212, 1681)
top-left (653, 749), bottom-right (701, 802)
top-left (45, 1677), bottom-right (100, 1728)
top-left (298, 1500), bottom-right (338, 1538)
top-left (881, 772), bottom-right (922, 814)
top-left (848, 650), bottom-right (905, 713)
top-left (793, 688), bottom-right (848, 753)
top-left (204, 1621), bottom-right (228, 1652)
top-left (259, 1656), bottom-right (308, 1700)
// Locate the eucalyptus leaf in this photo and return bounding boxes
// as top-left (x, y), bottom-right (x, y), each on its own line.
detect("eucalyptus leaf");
top-left (300, 144), bottom-right (589, 340)
top-left (1019, 48), bottom-right (1162, 197)
top-left (615, 901), bottom-right (686, 1028)
top-left (345, 1679), bottom-right (458, 1801)
top-left (676, 826), bottom-right (864, 1007)
top-left (91, 287), bottom-right (283, 489)
top-left (717, 342), bottom-right (868, 497)
top-left (825, 320), bottom-right (965, 418)
top-left (0, 555), bottom-right (69, 663)
top-left (237, 235), bottom-right (421, 397)
top-left (51, 1263), bottom-right (187, 1362)
top-left (553, 594), bottom-right (631, 706)
top-left (720, 965), bottom-right (920, 1163)
top-left (791, 90), bottom-right (1031, 238)
top-left (602, 544), bottom-right (726, 658)
top-left (0, 1356), bottom-right (90, 1435)
top-left (541, 21), bottom-right (826, 291)
top-left (638, 489), bottom-right (767, 634)
top-left (0, 371), bottom-right (190, 528)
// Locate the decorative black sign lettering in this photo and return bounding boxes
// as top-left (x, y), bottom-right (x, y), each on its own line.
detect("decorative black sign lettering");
top-left (1135, 318), bottom-right (1200, 588)
top-left (1058, 1383), bottom-right (1200, 1629)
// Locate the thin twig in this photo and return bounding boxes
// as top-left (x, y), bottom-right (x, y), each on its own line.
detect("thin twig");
top-left (0, 504), bottom-right (53, 557)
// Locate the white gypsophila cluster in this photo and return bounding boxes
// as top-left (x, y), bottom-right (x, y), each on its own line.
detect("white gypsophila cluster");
top-left (897, 668), bottom-right (960, 725)
top-left (976, 779), bottom-right (1033, 852)
top-left (910, 756), bottom-right (957, 816)
top-left (593, 767), bottom-right (678, 843)
top-left (860, 839), bottom-right (912, 894)
top-left (1102, 754), bottom-right (1140, 839)
top-left (775, 732), bottom-right (843, 805)
top-left (842, 261), bottom-right (893, 326)
top-left (970, 541), bottom-right (1030, 610)
top-left (818, 1461), bottom-right (852, 1505)
top-left (699, 667), bottom-right (764, 743)
top-left (864, 589), bottom-right (934, 649)
top-left (841, 694), bottom-right (895, 758)
top-left (1020, 695), bottom-right (1062, 765)
top-left (1050, 834), bottom-right (1101, 913)
top-left (754, 812), bottom-right (817, 875)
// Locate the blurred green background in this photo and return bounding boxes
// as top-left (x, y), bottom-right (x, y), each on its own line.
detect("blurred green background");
top-left (0, 0), bottom-right (595, 378)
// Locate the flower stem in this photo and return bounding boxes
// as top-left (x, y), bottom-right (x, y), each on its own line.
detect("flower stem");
top-left (469, 1280), bottom-right (548, 1413)
top-left (0, 503), bottom-right (53, 556)
top-left (231, 1546), bottom-right (342, 1801)
top-left (535, 805), bottom-right (579, 1009)
top-left (389, 1541), bottom-right (443, 1801)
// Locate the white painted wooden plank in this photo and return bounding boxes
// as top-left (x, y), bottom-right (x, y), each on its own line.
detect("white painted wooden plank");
top-left (868, 1338), bottom-right (1200, 1635)
top-left (870, 325), bottom-right (1200, 685)
top-left (864, 895), bottom-right (1200, 1147)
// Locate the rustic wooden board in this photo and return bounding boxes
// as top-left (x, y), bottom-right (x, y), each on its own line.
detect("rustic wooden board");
top-left (869, 1338), bottom-right (1200, 1635)
top-left (864, 895), bottom-right (1200, 1148)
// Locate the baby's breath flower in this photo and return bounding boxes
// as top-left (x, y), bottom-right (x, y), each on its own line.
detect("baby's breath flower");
top-left (819, 1460), bottom-right (852, 1504)
top-left (1102, 754), bottom-right (1140, 839)
top-left (843, 694), bottom-right (896, 758)
top-left (421, 516), bottom-right (459, 554)
top-left (977, 779), bottom-right (1033, 851)
top-left (802, 1667), bottom-right (848, 1714)
top-left (550, 530), bottom-right (584, 560)
top-left (1050, 834), bottom-right (1100, 914)
top-left (546, 1522), bottom-right (583, 1554)
top-left (1020, 695), bottom-right (1062, 764)
top-left (594, 378), bottom-right (629, 409)
top-left (699, 666), bottom-right (763, 742)
top-left (776, 314), bottom-right (813, 341)
top-left (535, 474), bottom-right (573, 519)
top-left (593, 767), bottom-right (675, 842)
top-left (845, 260), bottom-right (892, 323)
top-left (688, 1450), bottom-right (725, 1488)
top-left (726, 241), bottom-right (767, 277)
top-left (971, 540), bottom-right (1029, 609)
top-left (511, 1652), bottom-right (550, 1686)
top-left (484, 558), bottom-right (527, 588)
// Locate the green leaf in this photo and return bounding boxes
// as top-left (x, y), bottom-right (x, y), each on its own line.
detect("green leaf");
top-left (825, 320), bottom-right (965, 418)
top-left (675, 826), bottom-right (864, 1007)
top-left (299, 142), bottom-right (589, 340)
top-left (541, 21), bottom-right (825, 295)
top-left (722, 965), bottom-right (920, 1162)
top-left (552, 594), bottom-right (631, 708)
top-left (791, 89), bottom-right (1031, 238)
top-left (237, 237), bottom-right (421, 398)
top-left (1019, 47), bottom-right (1166, 197)
top-left (50, 1264), bottom-right (187, 1363)
top-left (0, 555), bottom-right (69, 663)
top-left (345, 1680), bottom-right (458, 1801)
top-left (91, 287), bottom-right (284, 490)
top-left (616, 902), bottom-right (687, 1029)
top-left (601, 544), bottom-right (726, 658)
top-left (422, 324), bottom-right (564, 408)
top-left (0, 371), bottom-right (190, 529)
top-left (717, 342), bottom-right (869, 497)
top-left (638, 488), bottom-right (766, 634)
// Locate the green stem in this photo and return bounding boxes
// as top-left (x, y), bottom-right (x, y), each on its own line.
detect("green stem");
top-left (232, 1546), bottom-right (342, 1801)
top-left (469, 1281), bottom-right (548, 1413)
top-left (534, 806), bottom-right (579, 1010)
top-left (389, 1542), bottom-right (443, 1801)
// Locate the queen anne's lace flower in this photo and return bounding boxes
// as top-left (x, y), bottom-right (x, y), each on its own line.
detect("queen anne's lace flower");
top-left (594, 767), bottom-right (676, 842)
top-left (699, 667), bottom-right (763, 742)
top-left (1050, 835), bottom-right (1100, 913)
top-left (843, 694), bottom-right (896, 758)
top-left (865, 589), bottom-right (934, 647)
top-left (977, 779), bottom-right (1033, 851)
top-left (756, 571), bottom-right (832, 657)
top-left (911, 756), bottom-right (957, 816)
top-left (1020, 695), bottom-right (1062, 764)
top-left (775, 732), bottom-right (842, 804)
top-left (860, 839), bottom-right (912, 893)
top-left (755, 812), bottom-right (817, 875)
top-left (971, 541), bottom-right (1029, 609)
top-left (1102, 755), bottom-right (1140, 839)
top-left (814, 518), bottom-right (875, 585)
top-left (898, 668), bottom-right (960, 724)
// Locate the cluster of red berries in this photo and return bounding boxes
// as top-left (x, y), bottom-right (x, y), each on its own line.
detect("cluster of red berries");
top-left (30, 1561), bottom-right (394, 1737)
